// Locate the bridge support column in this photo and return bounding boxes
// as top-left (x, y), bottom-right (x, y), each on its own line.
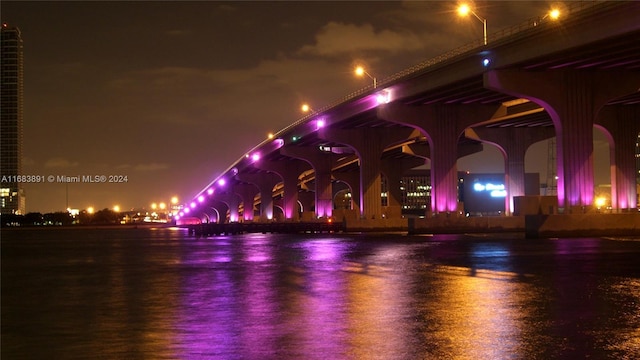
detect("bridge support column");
top-left (210, 200), bottom-right (229, 224)
top-left (596, 105), bottom-right (640, 211)
top-left (281, 146), bottom-right (335, 218)
top-left (319, 126), bottom-right (416, 220)
top-left (298, 191), bottom-right (315, 218)
top-left (379, 103), bottom-right (496, 215)
top-left (485, 69), bottom-right (639, 212)
top-left (237, 172), bottom-right (281, 221)
top-left (333, 169), bottom-right (360, 214)
top-left (467, 126), bottom-right (555, 215)
top-left (216, 192), bottom-right (240, 222)
top-left (233, 183), bottom-right (258, 221)
top-left (256, 159), bottom-right (311, 220)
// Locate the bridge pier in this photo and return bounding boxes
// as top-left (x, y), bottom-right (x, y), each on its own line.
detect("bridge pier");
top-left (236, 172), bottom-right (280, 221)
top-left (256, 158), bottom-right (311, 221)
top-left (216, 191), bottom-right (241, 223)
top-left (233, 183), bottom-right (258, 221)
top-left (333, 170), bottom-right (360, 215)
top-left (280, 146), bottom-right (336, 219)
top-left (319, 126), bottom-right (416, 220)
top-left (484, 69), bottom-right (640, 212)
top-left (467, 126), bottom-right (555, 215)
top-left (596, 105), bottom-right (640, 211)
top-left (379, 103), bottom-right (497, 215)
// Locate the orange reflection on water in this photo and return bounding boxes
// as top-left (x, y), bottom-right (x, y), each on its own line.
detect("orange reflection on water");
top-left (422, 264), bottom-right (530, 359)
top-left (345, 246), bottom-right (415, 359)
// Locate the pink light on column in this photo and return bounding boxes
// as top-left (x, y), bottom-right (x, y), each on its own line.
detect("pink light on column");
top-left (218, 179), bottom-right (226, 186)
top-left (190, 202), bottom-right (196, 208)
top-left (251, 152), bottom-right (260, 162)
top-left (198, 195), bottom-right (205, 203)
top-left (184, 208), bottom-right (190, 214)
top-left (316, 203), bottom-right (333, 218)
top-left (207, 188), bottom-right (214, 195)
top-left (316, 118), bottom-right (325, 130)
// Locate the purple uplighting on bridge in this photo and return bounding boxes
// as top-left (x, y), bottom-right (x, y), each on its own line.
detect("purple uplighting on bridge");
top-left (179, 2), bottom-right (638, 226)
top-left (376, 89), bottom-right (391, 105)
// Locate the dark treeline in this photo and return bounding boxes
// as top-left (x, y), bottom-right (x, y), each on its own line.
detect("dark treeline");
top-left (1, 208), bottom-right (120, 227)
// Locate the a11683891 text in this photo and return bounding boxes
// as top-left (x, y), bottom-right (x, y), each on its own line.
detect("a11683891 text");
top-left (1, 175), bottom-right (129, 183)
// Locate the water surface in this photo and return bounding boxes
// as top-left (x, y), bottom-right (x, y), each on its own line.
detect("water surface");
top-left (2, 227), bottom-right (639, 359)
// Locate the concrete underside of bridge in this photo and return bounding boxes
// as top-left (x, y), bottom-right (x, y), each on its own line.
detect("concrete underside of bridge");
top-left (341, 213), bottom-right (640, 239)
top-left (186, 2), bottom-right (640, 235)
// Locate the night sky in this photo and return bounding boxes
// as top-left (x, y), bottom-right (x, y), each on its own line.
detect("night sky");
top-left (2, 1), bottom-right (611, 213)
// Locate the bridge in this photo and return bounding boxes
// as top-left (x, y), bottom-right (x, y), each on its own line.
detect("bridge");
top-left (178, 1), bottom-right (640, 236)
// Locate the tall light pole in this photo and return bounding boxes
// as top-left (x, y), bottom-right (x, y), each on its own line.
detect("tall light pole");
top-left (457, 3), bottom-right (487, 45)
top-left (355, 66), bottom-right (377, 88)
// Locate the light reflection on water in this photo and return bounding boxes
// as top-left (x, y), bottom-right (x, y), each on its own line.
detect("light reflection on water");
top-left (2, 228), bottom-right (640, 359)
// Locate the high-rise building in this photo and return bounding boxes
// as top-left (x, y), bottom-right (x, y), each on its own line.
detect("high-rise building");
top-left (1, 23), bottom-right (25, 215)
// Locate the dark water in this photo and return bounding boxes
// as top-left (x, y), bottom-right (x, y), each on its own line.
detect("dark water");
top-left (2, 227), bottom-right (639, 359)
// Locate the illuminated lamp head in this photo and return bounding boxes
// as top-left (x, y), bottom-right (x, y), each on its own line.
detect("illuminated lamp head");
top-left (251, 152), bottom-right (260, 162)
top-left (198, 195), bottom-right (205, 203)
top-left (190, 202), bottom-right (196, 208)
top-left (184, 208), bottom-right (190, 214)
top-left (218, 178), bottom-right (226, 186)
top-left (207, 188), bottom-right (214, 195)
top-left (316, 119), bottom-right (325, 130)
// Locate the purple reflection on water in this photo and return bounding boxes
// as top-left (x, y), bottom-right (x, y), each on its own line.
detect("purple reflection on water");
top-left (175, 238), bottom-right (242, 357)
top-left (2, 230), bottom-right (640, 359)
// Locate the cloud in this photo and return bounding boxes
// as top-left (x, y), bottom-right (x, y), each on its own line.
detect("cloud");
top-left (165, 29), bottom-right (191, 36)
top-left (116, 163), bottom-right (169, 171)
top-left (117, 163), bottom-right (169, 171)
top-left (298, 22), bottom-right (424, 57)
top-left (134, 163), bottom-right (168, 171)
top-left (44, 157), bottom-right (79, 168)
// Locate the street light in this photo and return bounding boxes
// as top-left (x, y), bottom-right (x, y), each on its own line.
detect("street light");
top-left (457, 3), bottom-right (487, 45)
top-left (542, 8), bottom-right (561, 21)
top-left (355, 66), bottom-right (377, 88)
top-left (301, 103), bottom-right (315, 113)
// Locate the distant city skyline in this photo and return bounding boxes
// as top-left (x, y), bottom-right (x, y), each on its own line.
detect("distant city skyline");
top-left (1, 1), bottom-right (614, 213)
